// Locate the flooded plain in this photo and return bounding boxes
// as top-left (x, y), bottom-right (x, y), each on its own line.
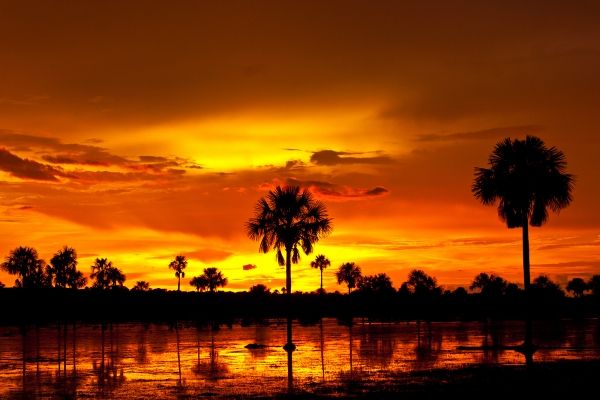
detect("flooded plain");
top-left (1, 318), bottom-right (599, 398)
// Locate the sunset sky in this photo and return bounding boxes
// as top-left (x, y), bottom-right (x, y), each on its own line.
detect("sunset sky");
top-left (1, 1), bottom-right (599, 292)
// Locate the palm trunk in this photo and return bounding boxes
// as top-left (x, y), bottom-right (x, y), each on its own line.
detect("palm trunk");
top-left (320, 269), bottom-right (323, 293)
top-left (522, 213), bottom-right (533, 352)
top-left (177, 276), bottom-right (181, 292)
top-left (285, 248), bottom-right (294, 351)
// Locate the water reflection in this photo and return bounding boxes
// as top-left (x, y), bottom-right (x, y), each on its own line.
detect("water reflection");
top-left (1, 319), bottom-right (600, 398)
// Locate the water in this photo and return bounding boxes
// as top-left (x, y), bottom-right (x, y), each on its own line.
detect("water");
top-left (1, 319), bottom-right (599, 398)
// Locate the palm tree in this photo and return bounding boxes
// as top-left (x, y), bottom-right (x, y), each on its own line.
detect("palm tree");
top-left (470, 273), bottom-right (509, 297)
top-left (90, 258), bottom-right (123, 289)
top-left (473, 136), bottom-right (573, 351)
top-left (311, 254), bottom-right (331, 293)
top-left (190, 275), bottom-right (209, 292)
top-left (1, 246), bottom-right (48, 288)
top-left (247, 186), bottom-right (332, 295)
top-left (357, 273), bottom-right (394, 294)
top-left (47, 246), bottom-right (87, 289)
top-left (246, 185), bottom-right (332, 350)
top-left (107, 267), bottom-right (126, 288)
top-left (132, 281), bottom-right (150, 291)
top-left (197, 267), bottom-right (227, 293)
top-left (336, 262), bottom-right (362, 294)
top-left (169, 255), bottom-right (188, 292)
top-left (566, 277), bottom-right (588, 298)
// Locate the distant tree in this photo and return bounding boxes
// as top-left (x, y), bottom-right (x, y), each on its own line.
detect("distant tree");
top-left (249, 283), bottom-right (270, 295)
top-left (132, 280), bottom-right (150, 291)
top-left (589, 275), bottom-right (600, 297)
top-left (470, 273), bottom-right (509, 297)
top-left (91, 258), bottom-right (125, 289)
top-left (197, 267), bottom-right (227, 293)
top-left (90, 258), bottom-right (111, 289)
top-left (404, 269), bottom-right (440, 297)
top-left (1, 246), bottom-right (49, 288)
top-left (0, 281), bottom-right (4, 289)
top-left (566, 277), bottom-right (588, 298)
top-left (107, 266), bottom-right (126, 288)
top-left (531, 275), bottom-right (564, 299)
top-left (47, 246), bottom-right (87, 289)
top-left (473, 136), bottom-right (573, 350)
top-left (311, 254), bottom-right (331, 293)
top-left (357, 273), bottom-right (395, 295)
top-left (190, 275), bottom-right (209, 292)
top-left (169, 255), bottom-right (188, 292)
top-left (336, 262), bottom-right (362, 294)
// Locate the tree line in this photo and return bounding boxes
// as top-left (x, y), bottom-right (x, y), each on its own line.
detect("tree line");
top-left (2, 245), bottom-right (598, 302)
top-left (0, 247), bottom-right (227, 293)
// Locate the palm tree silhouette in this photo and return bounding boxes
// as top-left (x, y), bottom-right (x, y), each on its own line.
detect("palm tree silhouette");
top-left (169, 255), bottom-right (187, 292)
top-left (1, 246), bottom-right (48, 288)
top-left (473, 135), bottom-right (573, 352)
top-left (336, 262), bottom-right (362, 294)
top-left (91, 258), bottom-right (112, 289)
top-left (47, 246), bottom-right (87, 289)
top-left (190, 275), bottom-right (209, 292)
top-left (196, 267), bottom-right (227, 293)
top-left (107, 267), bottom-right (126, 288)
top-left (311, 254), bottom-right (331, 293)
top-left (91, 258), bottom-right (125, 289)
top-left (247, 185), bottom-right (332, 350)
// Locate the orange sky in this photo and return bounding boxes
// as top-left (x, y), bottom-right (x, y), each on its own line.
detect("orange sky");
top-left (1, 1), bottom-right (599, 291)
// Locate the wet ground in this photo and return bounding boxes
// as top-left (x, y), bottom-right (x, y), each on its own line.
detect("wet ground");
top-left (1, 318), bottom-right (599, 398)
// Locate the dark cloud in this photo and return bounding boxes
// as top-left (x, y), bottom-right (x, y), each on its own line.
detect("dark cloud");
top-left (310, 150), bottom-right (392, 166)
top-left (416, 125), bottom-right (543, 143)
top-left (286, 177), bottom-right (389, 199)
top-left (139, 155), bottom-right (169, 163)
top-left (243, 264), bottom-right (257, 271)
top-left (0, 148), bottom-right (68, 181)
top-left (0, 131), bottom-right (128, 166)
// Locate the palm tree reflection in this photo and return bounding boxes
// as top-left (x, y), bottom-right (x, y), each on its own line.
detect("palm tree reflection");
top-left (192, 325), bottom-right (229, 380)
top-left (92, 322), bottom-right (125, 395)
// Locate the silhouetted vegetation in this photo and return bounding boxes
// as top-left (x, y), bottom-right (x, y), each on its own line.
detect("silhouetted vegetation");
top-left (194, 267), bottom-right (228, 293)
top-left (473, 136), bottom-right (574, 350)
top-left (566, 278), bottom-right (588, 298)
top-left (336, 262), bottom-right (362, 294)
top-left (311, 254), bottom-right (330, 293)
top-left (47, 246), bottom-right (87, 289)
top-left (132, 281), bottom-right (150, 291)
top-left (168, 255), bottom-right (187, 292)
top-left (1, 246), bottom-right (49, 288)
top-left (90, 258), bottom-right (126, 289)
top-left (247, 185), bottom-right (332, 349)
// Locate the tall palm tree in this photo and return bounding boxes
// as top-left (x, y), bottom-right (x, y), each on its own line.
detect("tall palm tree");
top-left (198, 267), bottom-right (227, 293)
top-left (1, 246), bottom-right (48, 288)
top-left (169, 255), bottom-right (188, 292)
top-left (473, 135), bottom-right (573, 351)
top-left (311, 254), bottom-right (331, 293)
top-left (247, 185), bottom-right (332, 349)
top-left (336, 262), bottom-right (362, 294)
